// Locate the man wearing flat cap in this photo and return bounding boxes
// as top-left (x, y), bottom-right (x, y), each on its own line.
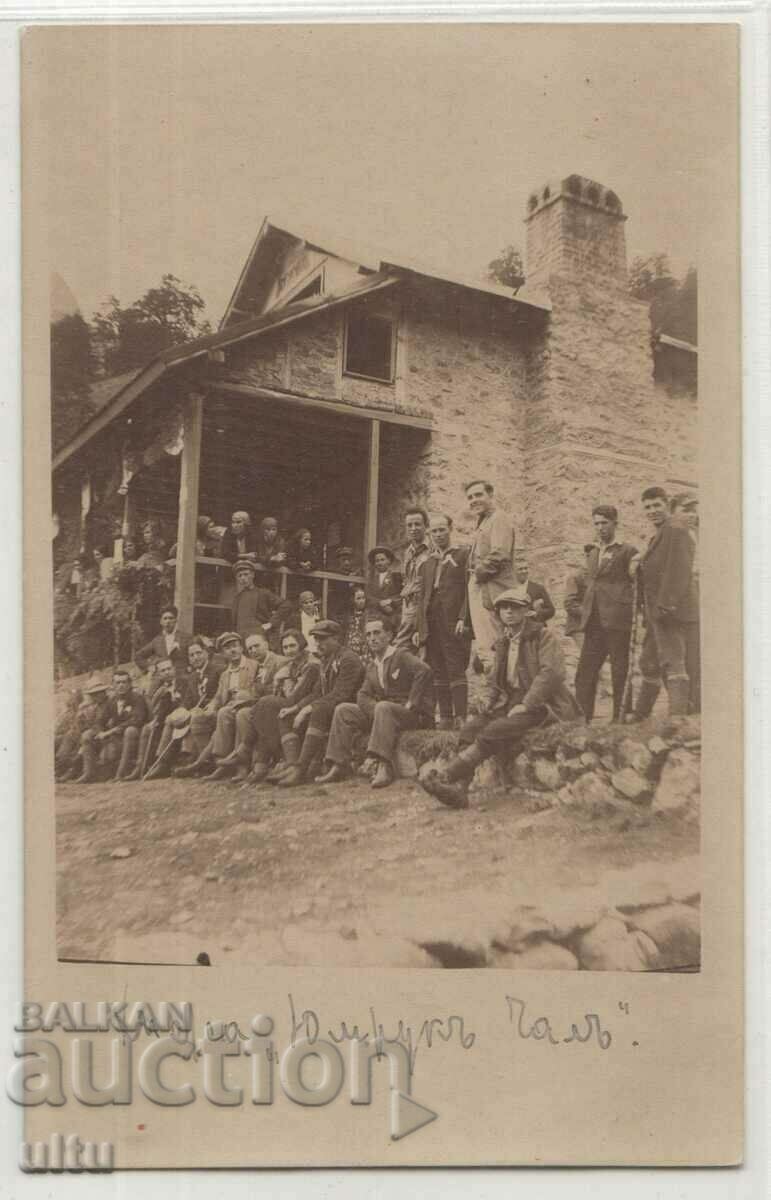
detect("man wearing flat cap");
top-left (176, 631), bottom-right (261, 778)
top-left (574, 505), bottom-right (639, 722)
top-left (420, 590), bottom-right (580, 809)
top-left (276, 619), bottom-right (365, 787)
top-left (231, 557), bottom-right (280, 643)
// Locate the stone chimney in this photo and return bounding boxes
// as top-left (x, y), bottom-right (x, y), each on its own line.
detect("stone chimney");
top-left (524, 175), bottom-right (627, 290)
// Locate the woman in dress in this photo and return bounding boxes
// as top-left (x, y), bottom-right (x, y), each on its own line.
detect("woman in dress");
top-left (344, 585), bottom-right (372, 663)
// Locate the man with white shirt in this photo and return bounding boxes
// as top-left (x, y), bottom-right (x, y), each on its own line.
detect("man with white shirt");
top-left (134, 606), bottom-right (191, 676)
top-left (512, 554), bottom-right (555, 623)
top-left (465, 479), bottom-right (516, 670)
top-left (316, 616), bottom-right (434, 788)
top-left (574, 505), bottom-right (638, 722)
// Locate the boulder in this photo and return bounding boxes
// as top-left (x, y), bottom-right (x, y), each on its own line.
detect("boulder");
top-left (611, 767), bottom-right (653, 803)
top-left (561, 772), bottom-right (624, 816)
top-left (576, 915), bottom-right (660, 971)
top-left (617, 738), bottom-right (654, 776)
top-left (651, 749), bottom-right (700, 815)
top-left (628, 903), bottom-right (701, 970)
top-left (533, 757), bottom-right (561, 791)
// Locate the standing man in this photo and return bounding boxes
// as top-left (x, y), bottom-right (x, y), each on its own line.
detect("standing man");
top-left (393, 508), bottom-right (432, 650)
top-left (231, 558), bottom-right (280, 643)
top-left (511, 554), bottom-right (555, 623)
top-left (670, 493), bottom-right (701, 713)
top-left (134, 606), bottom-right (191, 676)
top-left (419, 591), bottom-right (581, 809)
top-left (417, 513), bottom-right (471, 728)
top-left (574, 505), bottom-right (639, 722)
top-left (277, 620), bottom-right (365, 787)
top-left (633, 486), bottom-right (698, 719)
top-left (465, 479), bottom-right (516, 669)
top-left (317, 616), bottom-right (434, 788)
top-left (564, 545), bottom-right (595, 645)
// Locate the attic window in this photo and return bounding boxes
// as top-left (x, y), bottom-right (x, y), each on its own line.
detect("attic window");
top-left (289, 275), bottom-right (322, 304)
top-left (343, 311), bottom-right (395, 383)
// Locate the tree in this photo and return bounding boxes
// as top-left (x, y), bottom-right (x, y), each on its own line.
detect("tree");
top-left (50, 312), bottom-right (95, 451)
top-left (487, 245), bottom-right (525, 291)
top-left (629, 255), bottom-right (697, 344)
top-left (91, 274), bottom-right (212, 376)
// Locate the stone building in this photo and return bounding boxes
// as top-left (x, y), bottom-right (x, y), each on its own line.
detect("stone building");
top-left (52, 173), bottom-right (697, 638)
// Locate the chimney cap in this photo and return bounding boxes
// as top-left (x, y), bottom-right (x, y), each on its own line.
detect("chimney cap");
top-left (525, 176), bottom-right (626, 221)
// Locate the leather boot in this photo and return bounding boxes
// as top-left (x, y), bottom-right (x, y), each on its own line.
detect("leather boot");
top-left (370, 759), bottom-right (394, 789)
top-left (279, 730), bottom-right (325, 788)
top-left (217, 745), bottom-right (249, 768)
top-left (666, 675), bottom-right (691, 717)
top-left (356, 756), bottom-right (378, 779)
top-left (174, 742), bottom-right (213, 777)
top-left (420, 743), bottom-right (484, 809)
top-left (245, 758), bottom-right (271, 785)
top-left (629, 678), bottom-right (661, 722)
top-left (266, 760), bottom-right (290, 783)
top-left (201, 764), bottom-right (233, 782)
top-left (315, 762), bottom-right (347, 784)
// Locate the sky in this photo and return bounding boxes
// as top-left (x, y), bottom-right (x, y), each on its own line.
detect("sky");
top-left (27, 24), bottom-right (737, 326)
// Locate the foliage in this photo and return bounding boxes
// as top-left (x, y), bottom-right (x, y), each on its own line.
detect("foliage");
top-left (628, 255), bottom-right (697, 344)
top-left (50, 313), bottom-right (95, 451)
top-left (91, 274), bottom-right (212, 376)
top-left (486, 245), bottom-right (525, 290)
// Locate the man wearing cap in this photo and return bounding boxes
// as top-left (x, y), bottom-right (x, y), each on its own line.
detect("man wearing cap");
top-left (176, 632), bottom-right (260, 777)
top-left (420, 590), bottom-right (580, 809)
top-left (630, 486), bottom-right (698, 719)
top-left (465, 479), bottom-right (516, 670)
top-left (77, 668), bottom-right (150, 783)
top-left (366, 546), bottom-right (403, 628)
top-left (231, 558), bottom-right (280, 643)
top-left (220, 511), bottom-right (257, 563)
top-left (574, 505), bottom-right (639, 722)
top-left (134, 606), bottom-right (191, 676)
top-left (277, 620), bottom-right (365, 787)
top-left (416, 514), bottom-right (471, 728)
top-left (317, 616), bottom-right (434, 788)
top-left (215, 630), bottom-right (288, 780)
top-left (393, 508), bottom-right (432, 651)
top-left (335, 546), bottom-right (362, 577)
top-left (55, 678), bottom-right (110, 782)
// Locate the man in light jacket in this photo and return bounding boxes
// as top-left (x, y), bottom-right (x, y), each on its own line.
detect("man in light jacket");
top-left (465, 479), bottom-right (516, 670)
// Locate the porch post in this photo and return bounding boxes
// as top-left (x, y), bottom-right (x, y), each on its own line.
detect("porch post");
top-left (363, 418), bottom-right (381, 565)
top-left (174, 391), bottom-right (204, 636)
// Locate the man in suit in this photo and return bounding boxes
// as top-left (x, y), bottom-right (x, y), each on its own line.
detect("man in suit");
top-left (124, 657), bottom-right (194, 780)
top-left (365, 546), bottom-right (403, 628)
top-left (134, 606), bottom-right (191, 675)
top-left (231, 558), bottom-right (280, 643)
top-left (392, 509), bottom-right (432, 650)
top-left (176, 636), bottom-right (223, 764)
top-left (512, 554), bottom-right (555, 623)
top-left (420, 591), bottom-right (581, 809)
top-left (175, 632), bottom-right (260, 777)
top-left (574, 506), bottom-right (639, 722)
top-left (277, 620), bottom-right (365, 787)
top-left (317, 616), bottom-right (434, 788)
top-left (216, 630), bottom-right (288, 780)
top-left (76, 668), bottom-right (150, 782)
top-left (632, 486), bottom-right (698, 719)
top-left (465, 479), bottom-right (516, 670)
top-left (416, 513), bottom-right (471, 728)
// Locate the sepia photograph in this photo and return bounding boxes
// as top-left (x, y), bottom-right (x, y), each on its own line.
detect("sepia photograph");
top-left (42, 24), bottom-right (712, 977)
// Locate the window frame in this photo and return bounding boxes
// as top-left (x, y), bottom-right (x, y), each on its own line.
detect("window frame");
top-left (342, 308), bottom-right (397, 385)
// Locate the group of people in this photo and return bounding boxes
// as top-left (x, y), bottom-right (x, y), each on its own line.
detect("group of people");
top-left (55, 480), bottom-right (700, 809)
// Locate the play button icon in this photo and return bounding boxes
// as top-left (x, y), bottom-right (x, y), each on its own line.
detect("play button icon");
top-left (390, 1090), bottom-right (438, 1141)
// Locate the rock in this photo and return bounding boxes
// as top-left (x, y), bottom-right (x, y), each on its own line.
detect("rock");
top-left (647, 735), bottom-right (669, 756)
top-left (628, 903), bottom-right (701, 970)
top-left (493, 941), bottom-right (579, 971)
top-left (576, 915), bottom-right (660, 971)
top-left (513, 753), bottom-right (531, 785)
top-left (600, 754), bottom-right (616, 771)
top-left (563, 772), bottom-right (622, 816)
top-left (498, 906), bottom-right (555, 950)
top-left (651, 749), bottom-right (700, 814)
top-left (617, 738), bottom-right (654, 776)
top-left (533, 758), bottom-right (561, 790)
top-left (611, 768), bottom-right (653, 803)
top-left (580, 751), bottom-right (601, 769)
top-left (110, 847), bottom-right (132, 859)
top-left (559, 756), bottom-right (585, 781)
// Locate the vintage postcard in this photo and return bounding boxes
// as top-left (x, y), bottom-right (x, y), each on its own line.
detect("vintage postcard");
top-left (18, 22), bottom-right (742, 1169)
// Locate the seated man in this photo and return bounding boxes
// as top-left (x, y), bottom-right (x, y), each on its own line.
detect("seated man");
top-left (420, 590), bottom-right (581, 809)
top-left (317, 616), bottom-right (434, 789)
top-left (176, 636), bottom-right (224, 766)
top-left (77, 669), bottom-right (149, 783)
top-left (213, 630), bottom-right (288, 781)
top-left (175, 632), bottom-right (259, 778)
top-left (125, 657), bottom-right (193, 781)
top-left (231, 558), bottom-right (280, 643)
top-left (55, 679), bottom-right (110, 781)
top-left (134, 605), bottom-right (191, 675)
top-left (276, 619), bottom-right (365, 787)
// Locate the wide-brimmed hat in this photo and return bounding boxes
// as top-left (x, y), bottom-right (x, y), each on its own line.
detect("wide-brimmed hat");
top-left (216, 631), bottom-right (242, 651)
top-left (335, 546), bottom-right (354, 558)
top-left (492, 589), bottom-right (531, 611)
top-left (233, 557), bottom-right (256, 575)
top-left (167, 706), bottom-right (192, 739)
top-left (309, 619), bottom-right (343, 639)
top-left (368, 545), bottom-right (395, 565)
top-left (83, 674), bottom-right (110, 697)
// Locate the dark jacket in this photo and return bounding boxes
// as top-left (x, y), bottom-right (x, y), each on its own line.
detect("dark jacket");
top-left (134, 630), bottom-right (192, 674)
top-left (564, 568), bottom-right (588, 636)
top-left (253, 534), bottom-right (287, 568)
top-left (146, 674), bottom-right (195, 722)
top-left (483, 619), bottom-right (582, 723)
top-left (365, 568), bottom-right (403, 618)
top-left (102, 690), bottom-right (150, 733)
top-left (220, 528), bottom-right (258, 563)
top-left (232, 585), bottom-right (280, 639)
top-left (357, 647), bottom-right (434, 720)
top-left (185, 661), bottom-right (221, 711)
top-left (579, 543), bottom-right (638, 633)
top-left (416, 547), bottom-right (470, 643)
top-left (640, 519), bottom-right (698, 624)
top-left (318, 648), bottom-right (366, 705)
top-left (272, 652), bottom-right (322, 714)
top-left (286, 542), bottom-right (320, 572)
top-left (525, 580), bottom-right (556, 624)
